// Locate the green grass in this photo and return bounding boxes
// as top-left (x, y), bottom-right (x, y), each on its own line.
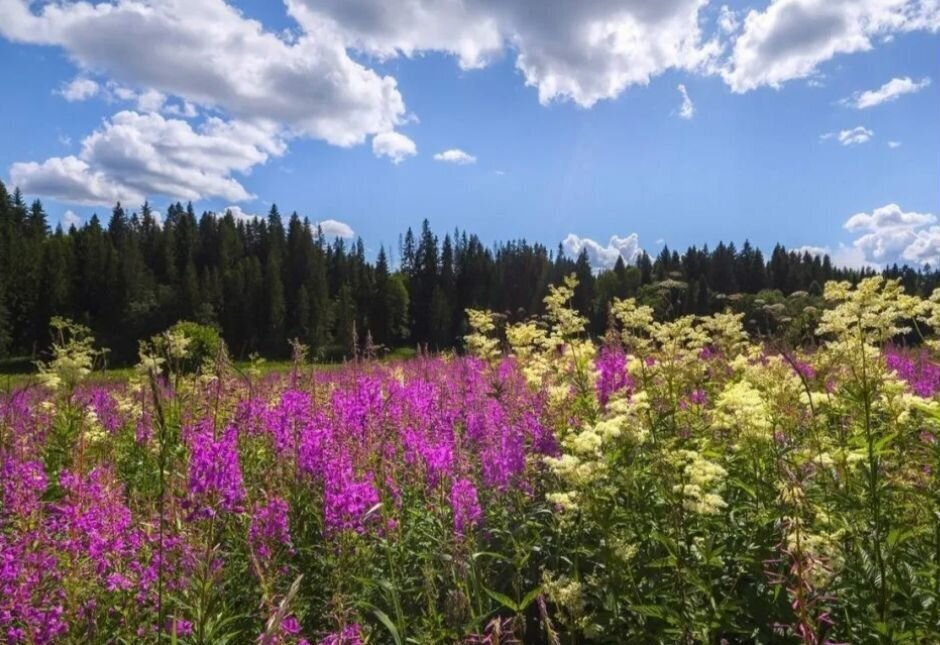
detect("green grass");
top-left (0, 350), bottom-right (422, 392)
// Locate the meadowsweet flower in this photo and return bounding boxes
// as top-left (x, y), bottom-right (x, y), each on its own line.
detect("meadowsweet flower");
top-left (672, 449), bottom-right (728, 515)
top-left (715, 380), bottom-right (771, 439)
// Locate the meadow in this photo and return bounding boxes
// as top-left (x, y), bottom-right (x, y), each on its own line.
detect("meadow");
top-left (3, 275), bottom-right (940, 643)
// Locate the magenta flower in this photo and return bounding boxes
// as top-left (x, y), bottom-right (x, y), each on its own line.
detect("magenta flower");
top-left (185, 426), bottom-right (247, 520)
top-left (249, 496), bottom-right (294, 563)
top-left (451, 478), bottom-right (482, 536)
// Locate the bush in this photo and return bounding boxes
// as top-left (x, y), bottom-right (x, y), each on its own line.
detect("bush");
top-left (151, 320), bottom-right (223, 373)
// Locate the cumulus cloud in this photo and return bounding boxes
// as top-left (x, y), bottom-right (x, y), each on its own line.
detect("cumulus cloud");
top-left (562, 233), bottom-right (643, 271)
top-left (888, 140), bottom-right (902, 148)
top-left (372, 131), bottom-right (417, 164)
top-left (723, 0), bottom-right (940, 93)
top-left (61, 209), bottom-right (83, 230)
top-left (843, 203), bottom-right (940, 266)
top-left (316, 218), bottom-right (355, 238)
top-left (676, 84), bottom-right (695, 119)
top-left (433, 149), bottom-right (477, 164)
top-left (11, 156), bottom-right (142, 205)
top-left (821, 126), bottom-right (874, 145)
top-left (11, 110), bottom-right (284, 205)
top-left (0, 0), bottom-right (406, 146)
top-left (795, 244), bottom-right (876, 269)
top-left (58, 77), bottom-right (99, 102)
top-left (842, 76), bottom-right (931, 109)
top-left (221, 205), bottom-right (259, 222)
top-left (288, 0), bottom-right (721, 107)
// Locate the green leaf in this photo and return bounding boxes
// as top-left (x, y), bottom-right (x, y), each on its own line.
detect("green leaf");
top-left (483, 586), bottom-right (519, 612)
top-left (370, 607), bottom-right (403, 645)
top-left (472, 551), bottom-right (512, 564)
top-left (519, 586), bottom-right (542, 611)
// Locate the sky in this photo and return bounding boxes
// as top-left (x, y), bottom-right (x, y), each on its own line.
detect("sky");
top-left (0, 0), bottom-right (938, 270)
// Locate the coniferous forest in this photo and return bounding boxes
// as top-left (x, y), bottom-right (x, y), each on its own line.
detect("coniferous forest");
top-left (1, 178), bottom-right (937, 365)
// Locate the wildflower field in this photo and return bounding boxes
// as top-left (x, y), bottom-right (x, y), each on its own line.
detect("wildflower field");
top-left (5, 276), bottom-right (940, 644)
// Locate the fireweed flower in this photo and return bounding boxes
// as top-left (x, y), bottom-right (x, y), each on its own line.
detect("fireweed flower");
top-left (249, 496), bottom-right (294, 563)
top-left (885, 347), bottom-right (940, 398)
top-left (450, 478), bottom-right (482, 535)
top-left (186, 426), bottom-right (247, 519)
top-left (1, 458), bottom-right (47, 519)
top-left (317, 624), bottom-right (364, 645)
top-left (323, 461), bottom-right (380, 534)
top-left (595, 346), bottom-right (632, 406)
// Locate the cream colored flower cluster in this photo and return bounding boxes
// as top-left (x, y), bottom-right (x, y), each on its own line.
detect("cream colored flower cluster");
top-left (670, 449), bottom-right (728, 515)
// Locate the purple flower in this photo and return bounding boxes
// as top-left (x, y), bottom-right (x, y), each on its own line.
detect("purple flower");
top-left (185, 426), bottom-right (247, 519)
top-left (885, 347), bottom-right (940, 397)
top-left (1, 459), bottom-right (47, 519)
top-left (318, 624), bottom-right (363, 645)
top-left (595, 347), bottom-right (633, 406)
top-left (249, 496), bottom-right (294, 563)
top-left (451, 478), bottom-right (482, 536)
top-left (323, 462), bottom-right (380, 534)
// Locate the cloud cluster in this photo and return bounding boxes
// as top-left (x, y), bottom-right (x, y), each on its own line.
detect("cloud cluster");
top-left (11, 111), bottom-right (285, 204)
top-left (5, 0), bottom-right (940, 207)
top-left (723, 0), bottom-right (940, 93)
top-left (1, 0), bottom-right (406, 146)
top-left (562, 233), bottom-right (643, 271)
top-left (844, 203), bottom-right (940, 266)
top-left (289, 0), bottom-right (721, 108)
top-left (433, 149), bottom-right (477, 165)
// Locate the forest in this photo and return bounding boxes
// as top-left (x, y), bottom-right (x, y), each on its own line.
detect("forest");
top-left (1, 178), bottom-right (935, 365)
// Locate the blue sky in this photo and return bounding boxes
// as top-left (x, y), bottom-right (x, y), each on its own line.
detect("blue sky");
top-left (0, 0), bottom-right (938, 269)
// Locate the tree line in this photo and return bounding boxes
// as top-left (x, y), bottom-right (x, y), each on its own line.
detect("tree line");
top-left (1, 179), bottom-right (937, 364)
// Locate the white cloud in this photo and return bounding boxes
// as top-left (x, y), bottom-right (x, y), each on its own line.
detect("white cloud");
top-left (372, 131), bottom-right (417, 164)
top-left (316, 218), bottom-right (355, 238)
top-left (723, 0), bottom-right (940, 93)
top-left (718, 5), bottom-right (740, 34)
top-left (676, 83), bottom-right (695, 119)
top-left (164, 101), bottom-right (199, 119)
top-left (888, 140), bottom-right (902, 148)
top-left (844, 202), bottom-right (934, 232)
top-left (433, 149), bottom-right (477, 164)
top-left (288, 0), bottom-right (721, 108)
top-left (61, 209), bottom-right (83, 229)
top-left (822, 126), bottom-right (874, 145)
top-left (843, 76), bottom-right (931, 109)
top-left (58, 77), bottom-right (99, 101)
top-left (795, 244), bottom-right (876, 269)
top-left (221, 205), bottom-right (259, 222)
top-left (562, 233), bottom-right (643, 271)
top-left (134, 88), bottom-right (167, 113)
top-left (11, 156), bottom-right (142, 205)
top-left (843, 203), bottom-right (940, 266)
top-left (0, 0), bottom-right (406, 147)
top-left (11, 110), bottom-right (284, 205)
